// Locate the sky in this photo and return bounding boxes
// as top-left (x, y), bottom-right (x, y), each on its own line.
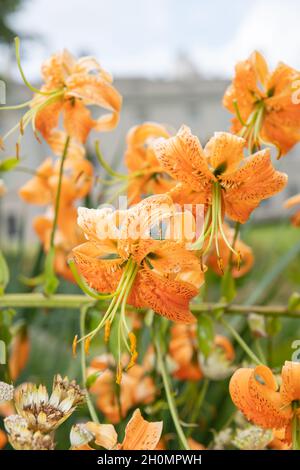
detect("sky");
top-left (5, 0), bottom-right (300, 79)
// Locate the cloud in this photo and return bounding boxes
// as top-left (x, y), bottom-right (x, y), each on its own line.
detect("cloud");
top-left (7, 0), bottom-right (300, 79)
top-left (191, 0), bottom-right (300, 77)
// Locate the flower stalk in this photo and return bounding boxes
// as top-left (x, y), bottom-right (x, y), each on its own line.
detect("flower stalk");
top-left (154, 336), bottom-right (190, 450)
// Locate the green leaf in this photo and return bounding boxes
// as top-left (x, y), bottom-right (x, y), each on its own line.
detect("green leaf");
top-left (221, 269), bottom-right (236, 302)
top-left (0, 341), bottom-right (6, 365)
top-left (197, 313), bottom-right (214, 357)
top-left (0, 309), bottom-right (15, 345)
top-left (85, 371), bottom-right (102, 389)
top-left (0, 250), bottom-right (10, 295)
top-left (0, 157), bottom-right (19, 172)
top-left (288, 292), bottom-right (300, 311)
top-left (43, 247), bottom-right (59, 295)
top-left (266, 317), bottom-right (282, 337)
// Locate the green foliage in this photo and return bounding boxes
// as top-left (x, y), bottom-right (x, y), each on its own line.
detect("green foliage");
top-left (197, 313), bottom-right (214, 357)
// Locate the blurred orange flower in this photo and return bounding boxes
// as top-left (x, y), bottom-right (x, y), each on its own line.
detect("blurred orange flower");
top-left (19, 157), bottom-right (93, 281)
top-left (229, 361), bottom-right (300, 446)
top-left (223, 50), bottom-right (300, 155)
top-left (88, 353), bottom-right (156, 424)
top-left (125, 122), bottom-right (175, 204)
top-left (9, 327), bottom-right (30, 381)
top-left (169, 324), bottom-right (235, 381)
top-left (284, 193), bottom-right (300, 227)
top-left (71, 409), bottom-right (162, 450)
top-left (0, 429), bottom-right (7, 449)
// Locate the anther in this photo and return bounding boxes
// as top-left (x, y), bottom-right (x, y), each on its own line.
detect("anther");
top-left (104, 320), bottom-right (111, 343)
top-left (72, 335), bottom-right (78, 357)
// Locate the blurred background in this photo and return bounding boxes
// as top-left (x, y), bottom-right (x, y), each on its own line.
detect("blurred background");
top-left (1, 0), bottom-right (300, 448)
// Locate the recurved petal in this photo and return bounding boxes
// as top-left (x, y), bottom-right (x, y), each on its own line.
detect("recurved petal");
top-left (125, 122), bottom-right (170, 172)
top-left (35, 97), bottom-right (63, 141)
top-left (129, 265), bottom-right (198, 323)
top-left (85, 422), bottom-right (118, 450)
top-left (169, 182), bottom-right (212, 206)
top-left (72, 241), bottom-right (123, 293)
top-left (204, 132), bottom-right (245, 174)
top-left (280, 361), bottom-right (300, 406)
top-left (220, 149), bottom-right (288, 223)
top-left (63, 99), bottom-right (95, 143)
top-left (153, 125), bottom-right (215, 190)
top-left (66, 73), bottom-right (122, 132)
top-left (284, 193), bottom-right (300, 209)
top-left (143, 241), bottom-right (201, 277)
top-left (120, 409), bottom-right (162, 450)
top-left (251, 50), bottom-right (269, 88)
top-left (19, 158), bottom-right (54, 205)
top-left (66, 73), bottom-right (122, 110)
top-left (77, 206), bottom-right (121, 242)
top-left (230, 366), bottom-right (292, 430)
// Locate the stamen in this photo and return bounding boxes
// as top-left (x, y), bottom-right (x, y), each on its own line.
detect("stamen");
top-left (127, 332), bottom-right (138, 370)
top-left (116, 364), bottom-right (122, 385)
top-left (236, 250), bottom-right (242, 271)
top-left (104, 320), bottom-right (111, 343)
top-left (15, 143), bottom-right (20, 160)
top-left (72, 335), bottom-right (78, 357)
top-left (84, 337), bottom-right (91, 355)
top-left (74, 258), bottom-right (139, 384)
top-left (217, 257), bottom-right (224, 275)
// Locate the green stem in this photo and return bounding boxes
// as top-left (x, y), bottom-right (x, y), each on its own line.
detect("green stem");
top-left (2, 294), bottom-right (300, 318)
top-left (0, 293), bottom-right (93, 309)
top-left (187, 379), bottom-right (209, 437)
top-left (255, 339), bottom-right (267, 364)
top-left (80, 305), bottom-right (100, 424)
top-left (50, 136), bottom-right (70, 247)
top-left (155, 337), bottom-right (190, 450)
top-left (221, 317), bottom-right (261, 365)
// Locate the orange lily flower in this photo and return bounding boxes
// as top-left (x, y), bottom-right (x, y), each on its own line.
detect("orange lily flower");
top-left (169, 324), bottom-right (235, 381)
top-left (153, 125), bottom-right (287, 267)
top-left (169, 324), bottom-right (203, 381)
top-left (19, 157), bottom-right (93, 208)
top-left (207, 223), bottom-right (254, 277)
top-left (284, 193), bottom-right (300, 227)
top-left (19, 157), bottom-right (93, 281)
top-left (223, 50), bottom-right (300, 156)
top-left (9, 327), bottom-right (30, 381)
top-left (125, 122), bottom-right (175, 204)
top-left (72, 194), bottom-right (204, 381)
top-left (229, 361), bottom-right (300, 447)
top-left (1, 44), bottom-right (122, 149)
top-left (34, 211), bottom-right (83, 282)
top-left (70, 409), bottom-right (162, 450)
top-left (0, 429), bottom-right (7, 449)
top-left (88, 353), bottom-right (156, 424)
